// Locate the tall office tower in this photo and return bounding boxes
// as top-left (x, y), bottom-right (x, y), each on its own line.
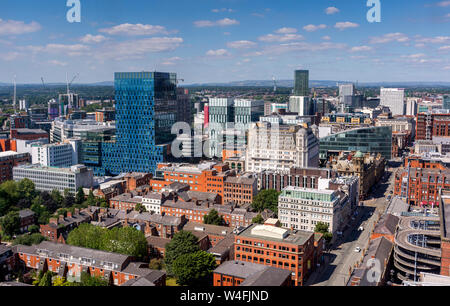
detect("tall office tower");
top-left (380, 88), bottom-right (405, 116)
top-left (406, 98), bottom-right (419, 116)
top-left (176, 88), bottom-right (192, 125)
top-left (339, 83), bottom-right (354, 108)
top-left (289, 96), bottom-right (311, 116)
top-left (208, 98), bottom-right (235, 157)
top-left (102, 72), bottom-right (178, 176)
top-left (444, 95), bottom-right (450, 110)
top-left (293, 70), bottom-right (309, 96)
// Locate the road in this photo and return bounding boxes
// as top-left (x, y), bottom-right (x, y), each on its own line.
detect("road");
top-left (306, 162), bottom-right (398, 286)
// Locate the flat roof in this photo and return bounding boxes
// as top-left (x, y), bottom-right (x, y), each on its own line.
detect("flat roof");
top-left (238, 224), bottom-right (312, 246)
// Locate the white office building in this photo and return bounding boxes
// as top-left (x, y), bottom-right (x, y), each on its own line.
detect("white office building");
top-left (31, 140), bottom-right (79, 167)
top-left (277, 182), bottom-right (349, 234)
top-left (406, 98), bottom-right (419, 116)
top-left (246, 122), bottom-right (319, 172)
top-left (289, 96), bottom-right (311, 116)
top-left (13, 164), bottom-right (94, 194)
top-left (142, 192), bottom-right (166, 215)
top-left (380, 88), bottom-right (405, 116)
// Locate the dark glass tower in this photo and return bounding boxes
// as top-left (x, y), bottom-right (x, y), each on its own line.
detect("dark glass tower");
top-left (101, 72), bottom-right (177, 176)
top-left (294, 70), bottom-right (309, 96)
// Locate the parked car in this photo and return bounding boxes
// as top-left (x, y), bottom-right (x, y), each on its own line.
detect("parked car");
top-left (354, 247), bottom-right (361, 253)
top-left (358, 226), bottom-right (364, 231)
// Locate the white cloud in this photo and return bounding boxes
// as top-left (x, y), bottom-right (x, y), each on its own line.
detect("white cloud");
top-left (439, 45), bottom-right (450, 51)
top-left (23, 43), bottom-right (90, 57)
top-left (99, 37), bottom-right (183, 60)
top-left (444, 65), bottom-right (450, 70)
top-left (415, 36), bottom-right (450, 44)
top-left (227, 40), bottom-right (257, 49)
top-left (350, 45), bottom-right (373, 52)
top-left (334, 22), bottom-right (359, 30)
top-left (48, 60), bottom-right (68, 66)
top-left (436, 1), bottom-right (450, 7)
top-left (212, 8), bottom-right (234, 13)
top-left (262, 41), bottom-right (347, 55)
top-left (322, 36), bottom-right (331, 41)
top-left (275, 27), bottom-right (297, 34)
top-left (80, 34), bottom-right (107, 44)
top-left (194, 18), bottom-right (239, 27)
top-left (401, 53), bottom-right (426, 59)
top-left (258, 33), bottom-right (304, 42)
top-left (369, 33), bottom-right (409, 44)
top-left (303, 24), bottom-right (327, 32)
top-left (325, 7), bottom-right (340, 15)
top-left (206, 49), bottom-right (231, 57)
top-left (0, 19), bottom-right (41, 36)
top-left (99, 23), bottom-right (171, 36)
top-left (350, 55), bottom-right (367, 59)
top-left (0, 52), bottom-right (20, 61)
top-left (161, 56), bottom-right (182, 65)
top-left (243, 51), bottom-right (263, 57)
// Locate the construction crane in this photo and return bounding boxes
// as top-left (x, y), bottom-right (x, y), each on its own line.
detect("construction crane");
top-left (66, 73), bottom-right (79, 96)
top-left (41, 77), bottom-right (46, 89)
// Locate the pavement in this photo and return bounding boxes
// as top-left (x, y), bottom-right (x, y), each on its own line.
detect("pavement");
top-left (306, 164), bottom-right (397, 286)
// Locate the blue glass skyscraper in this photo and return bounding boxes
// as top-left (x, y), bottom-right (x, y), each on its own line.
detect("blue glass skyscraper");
top-left (101, 72), bottom-right (177, 176)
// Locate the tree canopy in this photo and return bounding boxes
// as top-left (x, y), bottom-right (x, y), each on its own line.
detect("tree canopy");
top-left (172, 251), bottom-right (217, 286)
top-left (203, 209), bottom-right (225, 226)
top-left (164, 231), bottom-right (200, 276)
top-left (251, 189), bottom-right (281, 215)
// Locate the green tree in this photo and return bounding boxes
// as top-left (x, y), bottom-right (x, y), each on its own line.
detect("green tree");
top-left (85, 190), bottom-right (96, 206)
top-left (101, 226), bottom-right (148, 258)
top-left (149, 258), bottom-right (165, 270)
top-left (38, 271), bottom-right (53, 287)
top-left (314, 222), bottom-right (333, 243)
top-left (67, 223), bottom-right (106, 250)
top-left (78, 272), bottom-right (108, 286)
top-left (203, 209), bottom-right (225, 226)
top-left (52, 276), bottom-right (70, 286)
top-left (0, 180), bottom-right (19, 204)
top-left (96, 198), bottom-right (109, 208)
top-left (134, 203), bottom-right (147, 213)
top-left (172, 251), bottom-right (217, 286)
top-left (12, 233), bottom-right (47, 246)
top-left (252, 214), bottom-right (264, 224)
top-left (17, 178), bottom-right (36, 201)
top-left (50, 189), bottom-right (64, 208)
top-left (164, 231), bottom-right (200, 276)
top-left (63, 189), bottom-right (75, 208)
top-left (0, 211), bottom-right (21, 237)
top-left (75, 188), bottom-right (85, 205)
top-left (251, 189), bottom-right (281, 215)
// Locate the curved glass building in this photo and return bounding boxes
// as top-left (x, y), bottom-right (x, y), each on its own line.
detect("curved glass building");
top-left (319, 126), bottom-right (392, 162)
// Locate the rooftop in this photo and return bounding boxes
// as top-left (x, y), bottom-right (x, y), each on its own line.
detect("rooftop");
top-left (238, 224), bottom-right (312, 246)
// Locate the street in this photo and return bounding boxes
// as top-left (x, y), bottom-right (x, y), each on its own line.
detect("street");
top-left (306, 162), bottom-right (398, 286)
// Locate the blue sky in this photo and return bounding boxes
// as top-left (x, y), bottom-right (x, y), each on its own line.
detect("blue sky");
top-left (0, 0), bottom-right (449, 84)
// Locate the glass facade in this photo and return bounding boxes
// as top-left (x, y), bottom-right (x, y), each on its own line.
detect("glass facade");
top-left (294, 70), bottom-right (309, 96)
top-left (319, 126), bottom-right (392, 161)
top-left (101, 72), bottom-right (177, 176)
top-left (444, 95), bottom-right (450, 110)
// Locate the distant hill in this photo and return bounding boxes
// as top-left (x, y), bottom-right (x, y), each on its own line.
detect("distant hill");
top-left (185, 80), bottom-right (450, 88)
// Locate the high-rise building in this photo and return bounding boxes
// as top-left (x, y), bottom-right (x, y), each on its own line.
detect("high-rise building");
top-left (380, 88), bottom-right (405, 116)
top-left (101, 72), bottom-right (178, 176)
top-left (19, 99), bottom-right (29, 111)
top-left (339, 84), bottom-right (354, 97)
top-left (406, 98), bottom-right (419, 116)
top-left (293, 70), bottom-right (309, 96)
top-left (246, 122), bottom-right (319, 172)
top-left (289, 96), bottom-right (311, 116)
top-left (444, 95), bottom-right (450, 110)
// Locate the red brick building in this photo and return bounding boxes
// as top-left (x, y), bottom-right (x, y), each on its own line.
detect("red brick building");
top-left (233, 223), bottom-right (317, 286)
top-left (39, 209), bottom-right (91, 243)
top-left (15, 241), bottom-right (166, 286)
top-left (394, 168), bottom-right (450, 206)
top-left (10, 128), bottom-right (48, 141)
top-left (223, 174), bottom-right (258, 206)
top-left (124, 172), bottom-right (152, 193)
top-left (416, 112), bottom-right (450, 141)
top-left (0, 151), bottom-right (30, 184)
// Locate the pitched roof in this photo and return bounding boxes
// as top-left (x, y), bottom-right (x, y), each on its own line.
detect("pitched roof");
top-left (373, 214), bottom-right (399, 236)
